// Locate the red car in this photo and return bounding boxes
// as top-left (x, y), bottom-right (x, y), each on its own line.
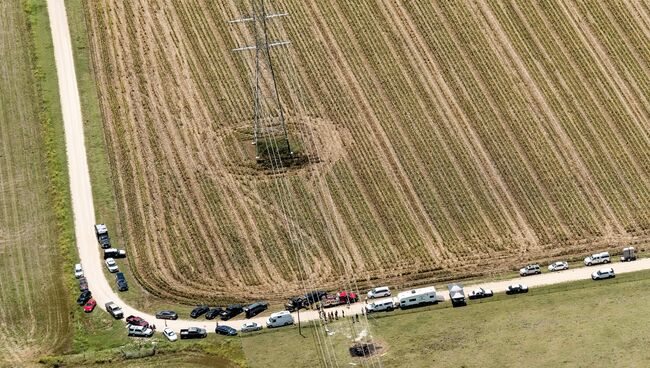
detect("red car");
top-left (126, 315), bottom-right (149, 328)
top-left (83, 298), bottom-right (97, 313)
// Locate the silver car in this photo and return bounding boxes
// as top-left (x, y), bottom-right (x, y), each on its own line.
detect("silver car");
top-left (105, 258), bottom-right (119, 273)
top-left (163, 327), bottom-right (178, 342)
top-left (240, 322), bottom-right (262, 333)
top-left (548, 261), bottom-right (569, 272)
top-left (592, 268), bottom-right (615, 280)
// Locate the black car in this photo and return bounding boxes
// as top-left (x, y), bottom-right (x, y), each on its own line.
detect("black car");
top-left (77, 290), bottom-right (92, 305)
top-left (155, 310), bottom-right (178, 320)
top-left (205, 307), bottom-right (223, 320)
top-left (190, 305), bottom-right (210, 318)
top-left (98, 233), bottom-right (111, 249)
top-left (220, 304), bottom-right (244, 321)
top-left (215, 325), bottom-right (238, 336)
top-left (116, 272), bottom-right (128, 291)
top-left (505, 284), bottom-right (529, 295)
top-left (304, 290), bottom-right (327, 305)
top-left (180, 327), bottom-right (207, 339)
top-left (244, 301), bottom-right (268, 318)
top-left (285, 296), bottom-right (308, 312)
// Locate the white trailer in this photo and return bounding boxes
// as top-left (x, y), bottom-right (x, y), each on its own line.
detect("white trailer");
top-left (397, 286), bottom-right (437, 309)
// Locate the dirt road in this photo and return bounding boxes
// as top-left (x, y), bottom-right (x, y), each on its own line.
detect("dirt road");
top-left (47, 0), bottom-right (650, 334)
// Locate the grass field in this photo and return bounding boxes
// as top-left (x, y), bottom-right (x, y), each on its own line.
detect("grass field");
top-left (242, 268), bottom-right (650, 367)
top-left (81, 0), bottom-right (650, 303)
top-left (0, 0), bottom-right (74, 365)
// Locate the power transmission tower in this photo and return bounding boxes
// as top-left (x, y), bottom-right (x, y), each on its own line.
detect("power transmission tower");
top-left (230, 0), bottom-right (293, 161)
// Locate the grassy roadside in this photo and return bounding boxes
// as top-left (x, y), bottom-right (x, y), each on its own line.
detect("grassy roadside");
top-left (242, 268), bottom-right (650, 367)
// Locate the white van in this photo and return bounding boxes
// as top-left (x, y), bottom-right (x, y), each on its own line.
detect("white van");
top-left (367, 286), bottom-right (391, 299)
top-left (365, 300), bottom-right (395, 313)
top-left (266, 311), bottom-right (294, 328)
top-left (584, 252), bottom-right (610, 266)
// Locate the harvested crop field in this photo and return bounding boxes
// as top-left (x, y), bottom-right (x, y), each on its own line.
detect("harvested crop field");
top-left (83, 0), bottom-right (650, 302)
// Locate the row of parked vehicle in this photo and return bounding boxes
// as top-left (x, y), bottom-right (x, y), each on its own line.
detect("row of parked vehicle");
top-left (519, 248), bottom-right (636, 277)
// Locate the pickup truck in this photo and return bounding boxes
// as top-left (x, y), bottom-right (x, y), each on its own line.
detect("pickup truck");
top-left (180, 327), bottom-right (207, 339)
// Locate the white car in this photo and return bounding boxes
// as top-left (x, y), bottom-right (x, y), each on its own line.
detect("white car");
top-left (367, 286), bottom-right (391, 299)
top-left (163, 327), bottom-right (177, 342)
top-left (548, 261), bottom-right (569, 272)
top-left (519, 264), bottom-right (541, 276)
top-left (74, 263), bottom-right (84, 278)
top-left (240, 322), bottom-right (262, 333)
top-left (592, 268), bottom-right (615, 280)
top-left (105, 258), bottom-right (119, 273)
top-left (365, 300), bottom-right (395, 313)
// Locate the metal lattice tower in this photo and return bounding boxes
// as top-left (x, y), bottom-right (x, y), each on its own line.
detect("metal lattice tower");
top-left (230, 0), bottom-right (292, 160)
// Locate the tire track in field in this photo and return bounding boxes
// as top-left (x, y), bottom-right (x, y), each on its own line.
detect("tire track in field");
top-left (472, 1), bottom-right (622, 237)
top-left (381, 1), bottom-right (537, 249)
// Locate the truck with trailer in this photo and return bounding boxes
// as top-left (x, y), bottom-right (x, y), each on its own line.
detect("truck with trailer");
top-left (397, 286), bottom-right (437, 309)
top-left (447, 284), bottom-right (466, 307)
top-left (94, 224), bottom-right (111, 249)
top-left (321, 291), bottom-right (359, 308)
top-left (620, 247), bottom-right (637, 262)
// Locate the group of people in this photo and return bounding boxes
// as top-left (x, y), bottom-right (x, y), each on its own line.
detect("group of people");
top-left (318, 307), bottom-right (365, 324)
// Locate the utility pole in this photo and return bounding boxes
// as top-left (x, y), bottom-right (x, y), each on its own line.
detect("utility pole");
top-left (230, 0), bottom-right (292, 160)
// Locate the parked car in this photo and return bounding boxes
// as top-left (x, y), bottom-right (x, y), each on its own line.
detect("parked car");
top-left (105, 258), bottom-right (119, 273)
top-left (78, 276), bottom-right (88, 292)
top-left (83, 299), bottom-right (97, 313)
top-left (128, 325), bottom-right (153, 337)
top-left (584, 252), bottom-right (610, 266)
top-left (240, 322), bottom-right (263, 333)
top-left (506, 284), bottom-right (529, 295)
top-left (244, 302), bottom-right (268, 318)
top-left (519, 264), bottom-right (541, 276)
top-left (180, 327), bottom-right (207, 339)
top-left (592, 268), bottom-right (615, 280)
top-left (126, 315), bottom-right (149, 328)
top-left (220, 304), bottom-right (244, 321)
top-left (94, 223), bottom-right (111, 249)
top-left (285, 296), bottom-right (308, 312)
top-left (216, 325), bottom-right (238, 336)
top-left (468, 288), bottom-right (494, 300)
top-left (190, 305), bottom-right (210, 318)
top-left (205, 307), bottom-right (223, 320)
top-left (116, 272), bottom-right (128, 291)
top-left (364, 300), bottom-right (395, 314)
top-left (103, 248), bottom-right (127, 259)
top-left (163, 327), bottom-right (177, 342)
top-left (77, 290), bottom-right (92, 305)
top-left (105, 302), bottom-right (123, 319)
top-left (155, 310), bottom-right (178, 320)
top-left (267, 311), bottom-right (294, 328)
top-left (74, 263), bottom-right (84, 278)
top-left (367, 286), bottom-right (391, 299)
top-left (548, 261), bottom-right (569, 272)
top-left (304, 290), bottom-right (327, 305)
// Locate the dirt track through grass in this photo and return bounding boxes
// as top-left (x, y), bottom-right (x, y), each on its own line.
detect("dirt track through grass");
top-left (0, 1), bottom-right (72, 364)
top-left (82, 1), bottom-right (650, 302)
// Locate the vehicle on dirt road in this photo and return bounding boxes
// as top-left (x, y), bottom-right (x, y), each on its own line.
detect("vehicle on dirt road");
top-left (519, 264), bottom-right (541, 276)
top-left (240, 322), bottom-right (263, 333)
top-left (216, 325), bottom-right (238, 336)
top-left (126, 315), bottom-right (149, 328)
top-left (367, 286), bottom-right (391, 299)
top-left (83, 299), bottom-right (96, 313)
top-left (267, 311), bottom-right (294, 328)
top-left (74, 263), bottom-right (83, 278)
top-left (468, 288), bottom-right (494, 300)
top-left (94, 223), bottom-right (111, 249)
top-left (620, 247), bottom-right (636, 262)
top-left (220, 304), bottom-right (244, 321)
top-left (584, 252), bottom-right (610, 266)
top-left (77, 290), bottom-right (92, 305)
top-left (105, 302), bottom-right (123, 319)
top-left (103, 248), bottom-right (126, 259)
top-left (190, 305), bottom-right (209, 318)
top-left (321, 291), bottom-right (359, 308)
top-left (365, 300), bottom-right (395, 314)
top-left (244, 302), bottom-right (268, 318)
top-left (285, 296), bottom-right (309, 312)
top-left (163, 328), bottom-right (177, 342)
top-left (447, 284), bottom-right (466, 307)
top-left (128, 325), bottom-right (153, 337)
top-left (548, 261), bottom-right (569, 272)
top-left (397, 286), bottom-right (437, 309)
top-left (592, 268), bottom-right (615, 280)
top-left (304, 290), bottom-right (327, 305)
top-left (155, 310), bottom-right (178, 320)
top-left (205, 307), bottom-right (223, 320)
top-left (506, 284), bottom-right (529, 295)
top-left (105, 258), bottom-right (119, 273)
top-left (78, 276), bottom-right (88, 292)
top-left (116, 272), bottom-right (128, 291)
top-left (180, 327), bottom-right (207, 339)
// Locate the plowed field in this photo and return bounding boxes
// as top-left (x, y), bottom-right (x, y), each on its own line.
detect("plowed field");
top-left (83, 1), bottom-right (650, 302)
